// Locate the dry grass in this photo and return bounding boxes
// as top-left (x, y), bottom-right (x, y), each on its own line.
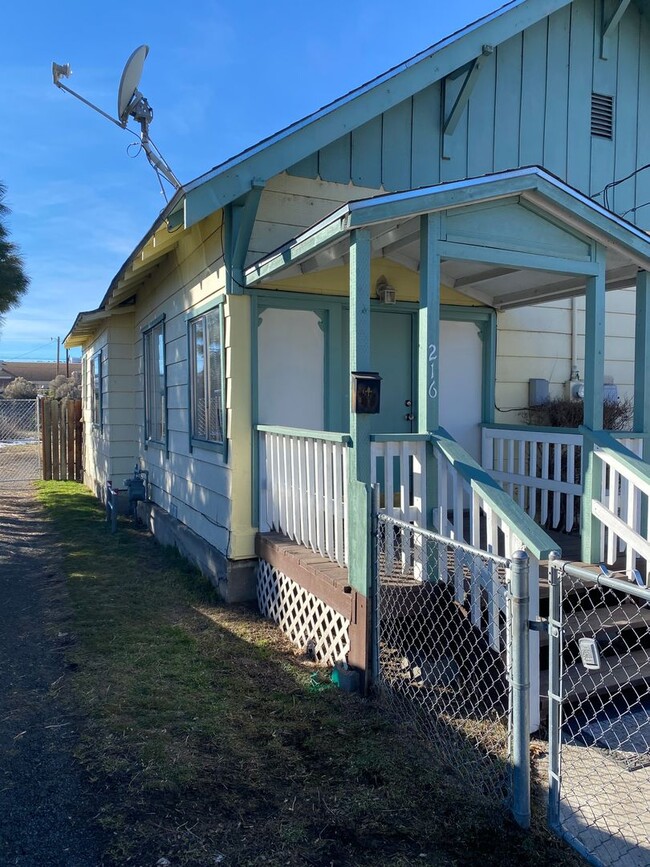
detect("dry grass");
top-left (36, 481), bottom-right (583, 867)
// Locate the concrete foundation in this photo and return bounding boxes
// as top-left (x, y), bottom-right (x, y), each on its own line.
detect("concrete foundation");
top-left (137, 500), bottom-right (257, 604)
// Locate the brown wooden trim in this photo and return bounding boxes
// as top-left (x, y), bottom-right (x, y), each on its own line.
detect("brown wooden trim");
top-left (256, 532), bottom-right (353, 620)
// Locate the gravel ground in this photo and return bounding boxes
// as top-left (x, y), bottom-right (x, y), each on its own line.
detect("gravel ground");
top-left (0, 485), bottom-right (104, 866)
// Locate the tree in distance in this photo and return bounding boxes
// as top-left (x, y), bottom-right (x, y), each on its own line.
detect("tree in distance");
top-left (0, 182), bottom-right (29, 319)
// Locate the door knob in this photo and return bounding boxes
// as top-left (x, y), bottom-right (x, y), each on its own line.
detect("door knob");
top-left (404, 413), bottom-right (414, 421)
top-left (405, 399), bottom-right (412, 407)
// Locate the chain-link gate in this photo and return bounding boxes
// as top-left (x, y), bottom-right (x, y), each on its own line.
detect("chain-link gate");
top-left (548, 557), bottom-right (650, 866)
top-left (374, 514), bottom-right (532, 827)
top-left (0, 399), bottom-right (41, 485)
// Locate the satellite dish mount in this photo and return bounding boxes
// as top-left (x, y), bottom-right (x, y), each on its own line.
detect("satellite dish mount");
top-left (52, 45), bottom-right (180, 191)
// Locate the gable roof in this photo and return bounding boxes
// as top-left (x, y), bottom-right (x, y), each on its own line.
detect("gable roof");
top-left (244, 167), bottom-right (650, 309)
top-left (180, 0), bottom-right (573, 228)
top-left (82, 0), bottom-right (574, 325)
top-left (70, 0), bottom-right (647, 343)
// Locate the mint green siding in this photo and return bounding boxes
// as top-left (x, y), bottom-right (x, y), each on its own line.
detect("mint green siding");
top-left (288, 0), bottom-right (650, 230)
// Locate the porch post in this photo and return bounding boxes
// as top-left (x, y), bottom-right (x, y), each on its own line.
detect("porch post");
top-left (418, 213), bottom-right (441, 529)
top-left (581, 252), bottom-right (606, 563)
top-left (634, 270), bottom-right (650, 447)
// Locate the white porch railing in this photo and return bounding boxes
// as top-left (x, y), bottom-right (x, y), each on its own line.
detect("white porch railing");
top-left (585, 429), bottom-right (650, 585)
top-left (482, 424), bottom-right (646, 532)
top-left (370, 435), bottom-right (427, 526)
top-left (258, 426), bottom-right (350, 567)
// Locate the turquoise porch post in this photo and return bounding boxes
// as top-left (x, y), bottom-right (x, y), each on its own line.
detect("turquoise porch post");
top-left (347, 228), bottom-right (372, 596)
top-left (581, 253), bottom-right (606, 563)
top-left (634, 270), bottom-right (650, 448)
top-left (418, 213), bottom-right (441, 528)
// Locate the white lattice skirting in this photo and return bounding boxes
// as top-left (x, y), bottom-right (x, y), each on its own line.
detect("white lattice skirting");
top-left (257, 559), bottom-right (351, 665)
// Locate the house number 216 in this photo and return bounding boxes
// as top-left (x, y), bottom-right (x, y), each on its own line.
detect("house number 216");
top-left (428, 344), bottom-right (438, 399)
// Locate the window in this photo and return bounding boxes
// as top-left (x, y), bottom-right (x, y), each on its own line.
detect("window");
top-left (189, 306), bottom-right (224, 446)
top-left (91, 351), bottom-right (102, 428)
top-left (143, 319), bottom-right (166, 444)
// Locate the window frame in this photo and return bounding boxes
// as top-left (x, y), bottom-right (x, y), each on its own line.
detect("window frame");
top-left (142, 315), bottom-right (167, 449)
top-left (187, 299), bottom-right (226, 456)
top-left (91, 350), bottom-right (102, 430)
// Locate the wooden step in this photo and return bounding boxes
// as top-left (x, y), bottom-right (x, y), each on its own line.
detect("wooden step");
top-left (540, 647), bottom-right (650, 702)
top-left (538, 603), bottom-right (650, 647)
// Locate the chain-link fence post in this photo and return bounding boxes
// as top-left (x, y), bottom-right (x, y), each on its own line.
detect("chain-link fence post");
top-left (547, 551), bottom-right (562, 833)
top-left (510, 548), bottom-right (531, 829)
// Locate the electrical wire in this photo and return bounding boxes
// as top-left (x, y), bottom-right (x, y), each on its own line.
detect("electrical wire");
top-left (1, 339), bottom-right (57, 361)
top-left (592, 163), bottom-right (650, 210)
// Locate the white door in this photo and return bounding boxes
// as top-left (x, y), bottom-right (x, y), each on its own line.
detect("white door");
top-left (439, 320), bottom-right (483, 460)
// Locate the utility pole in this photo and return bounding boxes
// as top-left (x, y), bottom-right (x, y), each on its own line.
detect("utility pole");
top-left (56, 336), bottom-right (60, 376)
top-left (66, 348), bottom-right (69, 377)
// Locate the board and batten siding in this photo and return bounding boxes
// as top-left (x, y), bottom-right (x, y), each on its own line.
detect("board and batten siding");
top-left (130, 212), bottom-right (255, 561)
top-left (286, 0), bottom-right (650, 232)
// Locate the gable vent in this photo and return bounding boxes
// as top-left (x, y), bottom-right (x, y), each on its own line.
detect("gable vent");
top-left (591, 93), bottom-right (614, 139)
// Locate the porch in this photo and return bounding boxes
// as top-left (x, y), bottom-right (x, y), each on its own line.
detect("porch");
top-left (244, 167), bottom-right (650, 724)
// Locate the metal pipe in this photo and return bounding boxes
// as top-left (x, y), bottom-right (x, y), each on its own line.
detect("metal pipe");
top-left (554, 558), bottom-right (650, 601)
top-left (510, 548), bottom-right (531, 829)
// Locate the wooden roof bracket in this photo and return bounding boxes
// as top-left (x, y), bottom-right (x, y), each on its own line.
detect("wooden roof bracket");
top-left (441, 45), bottom-right (493, 159)
top-left (225, 179), bottom-right (265, 294)
top-left (601, 0), bottom-right (632, 59)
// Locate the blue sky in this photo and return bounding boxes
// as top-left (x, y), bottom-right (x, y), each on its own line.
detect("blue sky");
top-left (0, 0), bottom-right (499, 362)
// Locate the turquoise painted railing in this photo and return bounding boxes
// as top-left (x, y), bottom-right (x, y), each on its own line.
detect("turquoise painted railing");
top-left (482, 423), bottom-right (647, 533)
top-left (431, 427), bottom-right (560, 734)
top-left (257, 425), bottom-right (351, 567)
top-left (582, 428), bottom-right (650, 586)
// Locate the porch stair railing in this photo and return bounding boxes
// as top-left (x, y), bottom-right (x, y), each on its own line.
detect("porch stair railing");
top-left (482, 423), bottom-right (646, 533)
top-left (257, 425), bottom-right (351, 567)
top-left (584, 428), bottom-right (650, 586)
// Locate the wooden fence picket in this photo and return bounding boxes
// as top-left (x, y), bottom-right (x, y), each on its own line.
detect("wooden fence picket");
top-left (40, 398), bottom-right (83, 481)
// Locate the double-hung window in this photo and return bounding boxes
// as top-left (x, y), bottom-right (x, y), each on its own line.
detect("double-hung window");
top-left (189, 304), bottom-right (224, 448)
top-left (143, 318), bottom-right (166, 445)
top-left (91, 350), bottom-right (102, 428)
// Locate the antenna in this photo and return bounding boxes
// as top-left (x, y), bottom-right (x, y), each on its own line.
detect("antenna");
top-left (52, 46), bottom-right (181, 191)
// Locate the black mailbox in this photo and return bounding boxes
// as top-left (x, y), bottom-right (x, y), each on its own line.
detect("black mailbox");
top-left (351, 371), bottom-right (382, 414)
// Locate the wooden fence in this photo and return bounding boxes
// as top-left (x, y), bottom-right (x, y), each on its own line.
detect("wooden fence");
top-left (40, 398), bottom-right (83, 481)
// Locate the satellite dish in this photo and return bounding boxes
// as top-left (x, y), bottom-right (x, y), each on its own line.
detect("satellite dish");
top-left (118, 45), bottom-right (149, 126)
top-left (52, 45), bottom-right (181, 192)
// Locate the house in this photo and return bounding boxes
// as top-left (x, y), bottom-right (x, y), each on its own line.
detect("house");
top-left (65, 0), bottom-right (650, 722)
top-left (0, 360), bottom-right (81, 393)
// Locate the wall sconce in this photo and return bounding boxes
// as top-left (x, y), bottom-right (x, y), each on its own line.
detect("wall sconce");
top-left (376, 275), bottom-right (396, 304)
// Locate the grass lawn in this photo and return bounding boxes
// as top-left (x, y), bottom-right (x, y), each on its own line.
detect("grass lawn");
top-left (36, 481), bottom-right (582, 867)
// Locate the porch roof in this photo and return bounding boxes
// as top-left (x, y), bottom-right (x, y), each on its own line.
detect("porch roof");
top-left (243, 167), bottom-right (650, 310)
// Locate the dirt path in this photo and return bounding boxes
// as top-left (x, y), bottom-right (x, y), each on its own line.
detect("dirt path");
top-left (0, 486), bottom-right (103, 866)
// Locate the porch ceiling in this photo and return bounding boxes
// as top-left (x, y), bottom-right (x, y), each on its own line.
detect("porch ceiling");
top-left (244, 167), bottom-right (650, 310)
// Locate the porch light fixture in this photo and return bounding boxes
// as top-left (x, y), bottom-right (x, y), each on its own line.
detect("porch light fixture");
top-left (376, 275), bottom-right (396, 305)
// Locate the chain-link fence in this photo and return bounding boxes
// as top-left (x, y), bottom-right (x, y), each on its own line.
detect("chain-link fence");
top-left (548, 558), bottom-right (650, 866)
top-left (375, 514), bottom-right (531, 823)
top-left (0, 399), bottom-right (41, 485)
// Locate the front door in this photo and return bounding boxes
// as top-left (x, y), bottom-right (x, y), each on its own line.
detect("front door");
top-left (341, 310), bottom-right (413, 434)
top-left (370, 312), bottom-right (413, 434)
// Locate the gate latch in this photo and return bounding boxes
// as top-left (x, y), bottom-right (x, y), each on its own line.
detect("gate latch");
top-left (528, 618), bottom-right (549, 634)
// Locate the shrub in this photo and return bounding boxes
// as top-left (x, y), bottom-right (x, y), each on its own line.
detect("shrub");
top-left (522, 396), bottom-right (633, 431)
top-left (2, 376), bottom-right (38, 399)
